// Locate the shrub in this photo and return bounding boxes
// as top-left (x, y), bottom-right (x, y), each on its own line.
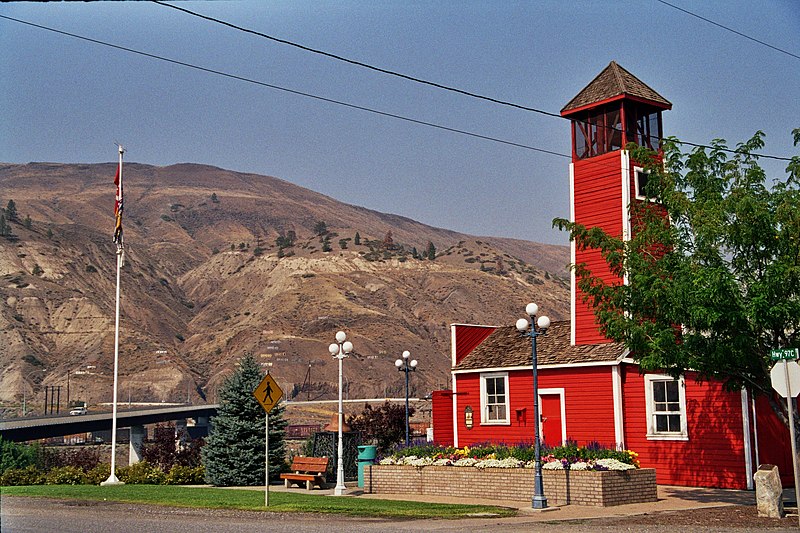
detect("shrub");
top-left (45, 466), bottom-right (87, 485)
top-left (117, 461), bottom-right (166, 484)
top-left (164, 464), bottom-right (205, 485)
top-left (0, 437), bottom-right (40, 474)
top-left (1, 465), bottom-right (44, 486)
top-left (86, 463), bottom-right (111, 485)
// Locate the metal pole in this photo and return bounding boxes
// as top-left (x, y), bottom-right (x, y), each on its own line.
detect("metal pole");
top-left (405, 366), bottom-right (410, 447)
top-left (102, 145), bottom-right (124, 486)
top-left (783, 360), bottom-right (800, 527)
top-left (334, 348), bottom-right (346, 495)
top-left (265, 412), bottom-right (269, 507)
top-left (531, 326), bottom-right (547, 509)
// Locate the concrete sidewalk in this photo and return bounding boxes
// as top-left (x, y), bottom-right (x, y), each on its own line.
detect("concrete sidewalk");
top-left (258, 482), bottom-right (758, 521)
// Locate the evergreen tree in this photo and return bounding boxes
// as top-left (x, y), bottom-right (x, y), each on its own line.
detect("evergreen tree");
top-left (426, 241), bottom-right (437, 260)
top-left (202, 353), bottom-right (287, 486)
top-left (314, 220), bottom-right (328, 236)
top-left (5, 200), bottom-right (17, 221)
top-left (354, 232), bottom-right (361, 245)
top-left (23, 215), bottom-right (31, 229)
top-left (0, 214), bottom-right (8, 237)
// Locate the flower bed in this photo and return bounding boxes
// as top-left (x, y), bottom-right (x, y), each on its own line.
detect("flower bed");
top-left (367, 443), bottom-right (655, 506)
top-left (365, 464), bottom-right (657, 507)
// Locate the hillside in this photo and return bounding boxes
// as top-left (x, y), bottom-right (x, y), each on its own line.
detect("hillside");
top-left (0, 162), bottom-right (570, 415)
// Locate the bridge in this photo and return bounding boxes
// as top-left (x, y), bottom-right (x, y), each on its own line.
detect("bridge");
top-left (0, 404), bottom-right (219, 466)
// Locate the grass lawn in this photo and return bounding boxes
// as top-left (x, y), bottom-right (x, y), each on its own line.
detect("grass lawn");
top-left (0, 485), bottom-right (516, 519)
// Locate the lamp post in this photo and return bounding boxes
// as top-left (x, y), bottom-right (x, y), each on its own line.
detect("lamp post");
top-left (328, 331), bottom-right (353, 496)
top-left (394, 351), bottom-right (418, 447)
top-left (516, 302), bottom-right (550, 510)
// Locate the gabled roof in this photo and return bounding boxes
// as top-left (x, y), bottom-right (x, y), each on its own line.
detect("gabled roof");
top-left (561, 61), bottom-right (671, 115)
top-left (453, 321), bottom-right (627, 371)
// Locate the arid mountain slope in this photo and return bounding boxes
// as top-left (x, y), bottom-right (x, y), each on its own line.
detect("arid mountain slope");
top-left (0, 162), bottom-right (569, 413)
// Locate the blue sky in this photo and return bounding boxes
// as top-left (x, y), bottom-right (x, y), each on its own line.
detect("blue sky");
top-left (1, 1), bottom-right (798, 245)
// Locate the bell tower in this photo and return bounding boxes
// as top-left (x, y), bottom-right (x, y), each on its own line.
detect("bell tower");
top-left (561, 62), bottom-right (671, 345)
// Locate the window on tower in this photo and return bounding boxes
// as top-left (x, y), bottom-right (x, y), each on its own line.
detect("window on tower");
top-left (627, 108), bottom-right (662, 151)
top-left (572, 106), bottom-right (623, 159)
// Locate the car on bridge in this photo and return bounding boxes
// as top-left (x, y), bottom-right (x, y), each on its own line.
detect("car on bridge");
top-left (69, 406), bottom-right (87, 416)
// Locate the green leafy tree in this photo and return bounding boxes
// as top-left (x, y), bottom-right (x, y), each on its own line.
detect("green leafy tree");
top-left (553, 131), bottom-right (800, 419)
top-left (347, 401), bottom-right (414, 454)
top-left (202, 353), bottom-right (287, 486)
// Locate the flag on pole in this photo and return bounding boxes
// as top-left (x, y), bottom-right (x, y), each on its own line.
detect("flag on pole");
top-left (113, 160), bottom-right (123, 247)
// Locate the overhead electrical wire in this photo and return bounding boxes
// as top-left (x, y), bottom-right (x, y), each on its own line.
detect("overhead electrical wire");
top-left (148, 1), bottom-right (796, 163)
top-left (0, 13), bottom-right (794, 163)
top-left (0, 14), bottom-right (567, 159)
top-left (656, 0), bottom-right (800, 61)
top-left (150, 0), bottom-right (563, 120)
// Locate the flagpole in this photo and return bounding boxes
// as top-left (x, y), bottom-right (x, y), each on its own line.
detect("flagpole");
top-left (102, 145), bottom-right (125, 486)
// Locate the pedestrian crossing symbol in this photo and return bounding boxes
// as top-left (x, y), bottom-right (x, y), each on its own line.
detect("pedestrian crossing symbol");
top-left (253, 373), bottom-right (283, 413)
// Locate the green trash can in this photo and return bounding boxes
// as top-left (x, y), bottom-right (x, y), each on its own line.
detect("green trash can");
top-left (357, 445), bottom-right (378, 488)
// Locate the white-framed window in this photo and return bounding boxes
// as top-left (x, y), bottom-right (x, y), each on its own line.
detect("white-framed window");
top-left (480, 372), bottom-right (510, 425)
top-left (644, 374), bottom-right (688, 440)
top-left (634, 167), bottom-right (653, 201)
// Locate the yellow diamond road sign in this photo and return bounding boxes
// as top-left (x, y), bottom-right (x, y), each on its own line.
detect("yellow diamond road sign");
top-left (253, 373), bottom-right (283, 413)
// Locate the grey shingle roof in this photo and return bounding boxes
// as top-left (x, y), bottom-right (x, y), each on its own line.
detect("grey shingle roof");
top-left (454, 322), bottom-right (627, 371)
top-left (561, 61), bottom-right (671, 114)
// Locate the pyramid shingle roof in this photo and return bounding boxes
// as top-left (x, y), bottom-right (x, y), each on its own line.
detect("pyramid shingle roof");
top-left (561, 61), bottom-right (671, 114)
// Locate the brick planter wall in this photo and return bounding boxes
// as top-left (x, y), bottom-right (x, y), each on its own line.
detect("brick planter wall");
top-left (366, 465), bottom-right (657, 507)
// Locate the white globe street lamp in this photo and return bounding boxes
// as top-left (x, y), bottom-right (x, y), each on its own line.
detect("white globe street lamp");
top-left (329, 331), bottom-right (353, 496)
top-left (516, 303), bottom-right (550, 509)
top-left (394, 350), bottom-right (418, 447)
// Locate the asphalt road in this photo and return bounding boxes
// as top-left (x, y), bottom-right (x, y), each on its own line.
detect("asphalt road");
top-left (2, 496), bottom-right (798, 533)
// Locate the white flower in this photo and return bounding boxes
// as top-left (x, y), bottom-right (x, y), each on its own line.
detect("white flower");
top-left (542, 461), bottom-right (564, 470)
top-left (453, 458), bottom-right (478, 467)
top-left (378, 457), bottom-right (397, 465)
top-left (431, 458), bottom-right (453, 466)
top-left (595, 458), bottom-right (636, 471)
top-left (568, 461), bottom-right (591, 470)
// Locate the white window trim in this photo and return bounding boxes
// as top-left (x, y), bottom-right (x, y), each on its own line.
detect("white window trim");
top-left (634, 166), bottom-right (650, 201)
top-left (644, 374), bottom-right (688, 441)
top-left (480, 372), bottom-right (510, 426)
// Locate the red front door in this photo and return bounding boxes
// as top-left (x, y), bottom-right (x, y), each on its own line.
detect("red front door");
top-left (540, 394), bottom-right (564, 447)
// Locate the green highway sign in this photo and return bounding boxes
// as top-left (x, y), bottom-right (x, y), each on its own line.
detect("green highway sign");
top-left (771, 348), bottom-right (799, 361)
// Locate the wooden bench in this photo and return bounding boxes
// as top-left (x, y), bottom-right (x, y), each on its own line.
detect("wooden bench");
top-left (280, 456), bottom-right (329, 490)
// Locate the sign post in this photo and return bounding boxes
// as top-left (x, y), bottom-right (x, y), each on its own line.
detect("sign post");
top-left (770, 349), bottom-right (800, 525)
top-left (253, 373), bottom-right (283, 507)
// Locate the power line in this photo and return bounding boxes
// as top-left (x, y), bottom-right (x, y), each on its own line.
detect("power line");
top-left (0, 14), bottom-right (794, 163)
top-left (150, 0), bottom-right (563, 120)
top-left (0, 14), bottom-right (566, 159)
top-left (148, 1), bottom-right (795, 163)
top-left (656, 0), bottom-right (800, 61)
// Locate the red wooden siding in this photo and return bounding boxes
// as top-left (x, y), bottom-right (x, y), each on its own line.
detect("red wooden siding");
top-left (573, 151), bottom-right (625, 345)
top-left (431, 390), bottom-right (455, 446)
top-left (621, 365), bottom-right (748, 489)
top-left (453, 324), bottom-right (496, 366)
top-left (453, 366), bottom-right (616, 448)
top-left (754, 394), bottom-right (793, 487)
